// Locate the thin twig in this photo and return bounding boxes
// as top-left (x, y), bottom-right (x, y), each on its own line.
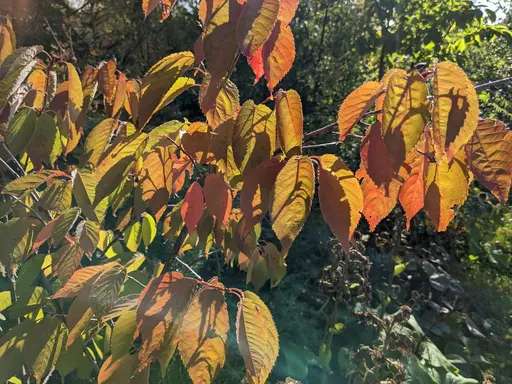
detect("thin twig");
top-left (127, 274), bottom-right (147, 288)
top-left (0, 156), bottom-right (20, 178)
top-left (175, 257), bottom-right (203, 280)
top-left (42, 367), bottom-right (55, 384)
top-left (475, 77), bottom-right (512, 91)
top-left (1, 141), bottom-right (26, 176)
top-left (9, 194), bottom-right (47, 225)
top-left (165, 136), bottom-right (204, 178)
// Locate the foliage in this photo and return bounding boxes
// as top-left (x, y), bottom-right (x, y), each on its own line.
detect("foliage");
top-left (0, 1), bottom-right (511, 383)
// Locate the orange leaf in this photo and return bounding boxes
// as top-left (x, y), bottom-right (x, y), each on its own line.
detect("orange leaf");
top-left (240, 156), bottom-right (284, 234)
top-left (98, 355), bottom-right (138, 384)
top-left (98, 60), bottom-right (116, 104)
top-left (181, 122), bottom-right (214, 164)
top-left (382, 71), bottom-right (428, 171)
top-left (338, 81), bottom-right (383, 141)
top-left (124, 79), bottom-right (140, 125)
top-left (248, 47), bottom-right (264, 84)
top-left (262, 21), bottom-right (295, 92)
top-left (318, 154), bottom-right (363, 253)
top-left (204, 174), bottom-right (232, 226)
top-left (141, 146), bottom-right (174, 222)
top-left (424, 148), bottom-right (471, 231)
top-left (52, 262), bottom-right (120, 299)
top-left (237, 0), bottom-right (281, 57)
top-left (199, 75), bottom-right (239, 129)
top-left (236, 291), bottom-right (279, 384)
top-left (270, 156), bottom-right (314, 256)
top-left (32, 217), bottom-right (58, 251)
top-left (275, 89), bottom-right (302, 156)
top-left (433, 62), bottom-right (479, 163)
top-left (199, 0), bottom-right (225, 25)
top-left (181, 181), bottom-right (205, 233)
top-left (360, 122), bottom-right (394, 189)
top-left (178, 279), bottom-right (229, 384)
top-left (278, 0), bottom-right (299, 24)
top-left (465, 119), bottom-right (512, 203)
top-left (171, 154), bottom-right (192, 194)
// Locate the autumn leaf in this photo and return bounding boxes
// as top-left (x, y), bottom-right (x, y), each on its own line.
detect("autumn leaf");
top-left (76, 220), bottom-right (100, 257)
top-left (89, 264), bottom-right (127, 317)
top-left (52, 262), bottom-right (120, 299)
top-left (278, 0), bottom-right (299, 24)
top-left (98, 354), bottom-right (138, 384)
top-left (140, 145), bottom-right (174, 222)
top-left (318, 154), bottom-right (363, 253)
top-left (52, 242), bottom-right (84, 285)
top-left (382, 71), bottom-right (428, 171)
top-left (5, 107), bottom-right (37, 156)
top-left (233, 100), bottom-right (276, 174)
top-left (270, 156), bottom-right (314, 256)
top-left (236, 291), bottom-right (279, 384)
top-left (181, 181), bottom-right (205, 233)
top-left (424, 148), bottom-right (471, 231)
top-left (202, 0), bottom-right (240, 79)
top-left (138, 51), bottom-right (195, 129)
top-left (98, 60), bottom-right (116, 104)
top-left (124, 79), bottom-right (140, 124)
top-left (275, 89), bottom-right (302, 156)
top-left (0, 218), bottom-right (40, 275)
top-left (38, 179), bottom-right (73, 213)
top-left (433, 62), bottom-right (479, 163)
top-left (111, 309), bottom-right (137, 361)
top-left (338, 81), bottom-right (383, 141)
top-left (141, 214), bottom-right (157, 248)
top-left (28, 112), bottom-right (63, 169)
top-left (199, 74), bottom-right (239, 129)
top-left (80, 118), bottom-right (118, 168)
top-left (181, 122), bottom-right (214, 164)
top-left (262, 20), bottom-right (295, 92)
top-left (237, 0), bottom-right (281, 57)
top-left (359, 122), bottom-right (395, 188)
top-left (240, 156), bottom-right (284, 234)
top-left (263, 242), bottom-right (286, 288)
top-left (178, 279), bottom-right (229, 384)
top-left (465, 119), bottom-right (512, 203)
top-left (204, 174), bottom-right (232, 226)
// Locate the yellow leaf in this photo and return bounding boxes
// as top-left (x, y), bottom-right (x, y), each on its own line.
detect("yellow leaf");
top-left (125, 222), bottom-right (142, 252)
top-left (111, 309), bottom-right (137, 361)
top-left (237, 0), bottom-right (281, 57)
top-left (233, 100), bottom-right (276, 174)
top-left (0, 24), bottom-right (15, 62)
top-left (89, 265), bottom-right (126, 317)
top-left (466, 119), bottom-right (512, 203)
top-left (236, 291), bottom-right (279, 384)
top-left (5, 107), bottom-right (37, 156)
top-left (275, 89), bottom-right (303, 157)
top-left (80, 118), bottom-right (118, 168)
top-left (424, 148), bottom-right (471, 231)
top-left (318, 154), bottom-right (363, 253)
top-left (382, 71), bottom-right (428, 171)
top-left (270, 156), bottom-right (314, 256)
top-left (338, 81), bottom-right (383, 141)
top-left (433, 62), bottom-right (479, 163)
top-left (262, 21), bottom-right (296, 92)
top-left (393, 263), bottom-right (407, 276)
top-left (178, 279), bottom-right (229, 384)
top-left (141, 214), bottom-right (157, 248)
top-left (199, 75), bottom-right (239, 129)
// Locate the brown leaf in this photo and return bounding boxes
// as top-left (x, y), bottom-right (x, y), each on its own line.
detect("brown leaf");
top-left (204, 174), bottom-right (233, 226)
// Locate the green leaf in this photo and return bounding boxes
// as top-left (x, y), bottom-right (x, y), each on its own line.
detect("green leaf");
top-left (55, 339), bottom-right (82, 378)
top-left (394, 263), bottom-right (408, 276)
top-left (0, 218), bottom-right (40, 274)
top-left (125, 222), bottom-right (142, 252)
top-left (15, 254), bottom-right (45, 297)
top-left (24, 316), bottom-right (65, 383)
top-left (38, 179), bottom-right (72, 213)
top-left (141, 214), bottom-right (156, 248)
top-left (80, 118), bottom-right (118, 168)
top-left (51, 207), bottom-right (81, 245)
top-left (8, 286), bottom-right (46, 319)
top-left (89, 265), bottom-right (126, 317)
top-left (5, 107), bottom-right (37, 156)
top-left (0, 291), bottom-right (12, 312)
top-left (1, 171), bottom-right (52, 197)
top-left (0, 319), bottom-right (35, 383)
top-left (111, 309), bottom-right (137, 361)
top-left (28, 113), bottom-right (63, 168)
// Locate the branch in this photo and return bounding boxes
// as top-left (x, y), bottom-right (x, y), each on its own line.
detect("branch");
top-left (175, 257), bottom-right (203, 280)
top-left (475, 77), bottom-right (512, 91)
top-left (165, 136), bottom-right (204, 178)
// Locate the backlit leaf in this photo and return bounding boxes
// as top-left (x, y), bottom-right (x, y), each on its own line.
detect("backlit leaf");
top-left (424, 148), bottom-right (471, 231)
top-left (178, 279), bottom-right (229, 384)
top-left (98, 354), bottom-right (137, 384)
top-left (80, 118), bottom-right (118, 168)
top-left (52, 262), bottom-right (119, 299)
top-left (27, 112), bottom-right (63, 169)
top-left (236, 291), bottom-right (279, 384)
top-left (138, 52), bottom-right (194, 129)
top-left (0, 217), bottom-right (39, 274)
top-left (318, 154), bottom-right (363, 253)
top-left (382, 71), bottom-right (428, 170)
top-left (76, 220), bottom-right (100, 257)
top-left (125, 222), bottom-right (142, 252)
top-left (338, 81), bottom-right (382, 141)
top-left (141, 214), bottom-right (157, 248)
top-left (141, 145), bottom-right (174, 221)
top-left (52, 242), bottom-right (83, 284)
top-left (262, 20), bottom-right (295, 92)
top-left (199, 75), bottom-right (239, 129)
top-left (24, 316), bottom-right (64, 383)
top-left (204, 174), bottom-right (232, 226)
top-left (240, 156), bottom-right (284, 234)
top-left (181, 181), bottom-right (205, 233)
top-left (111, 309), bottom-right (137, 361)
top-left (2, 170), bottom-right (52, 197)
top-left (264, 242), bottom-right (286, 288)
top-left (233, 100), bottom-right (276, 174)
top-left (98, 60), bottom-right (116, 104)
top-left (51, 207), bottom-right (81, 246)
top-left (433, 62), bottom-right (479, 162)
top-left (277, 0), bottom-right (299, 24)
top-left (359, 122), bottom-right (394, 188)
top-left (275, 89), bottom-right (302, 156)
top-left (38, 179), bottom-right (72, 213)
top-left (5, 107), bottom-right (37, 155)
top-left (237, 0), bottom-right (280, 57)
top-left (465, 119), bottom-right (512, 203)
top-left (270, 156), bottom-right (314, 256)
top-left (124, 79), bottom-right (140, 124)
top-left (0, 24), bottom-right (14, 62)
top-left (89, 264), bottom-right (127, 317)
top-left (0, 319), bottom-right (34, 383)
top-left (163, 201), bottom-right (185, 241)
top-left (199, 0), bottom-right (225, 25)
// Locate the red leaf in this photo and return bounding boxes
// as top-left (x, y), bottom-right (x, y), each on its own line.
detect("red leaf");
top-left (181, 182), bottom-right (205, 233)
top-left (204, 174), bottom-right (232, 226)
